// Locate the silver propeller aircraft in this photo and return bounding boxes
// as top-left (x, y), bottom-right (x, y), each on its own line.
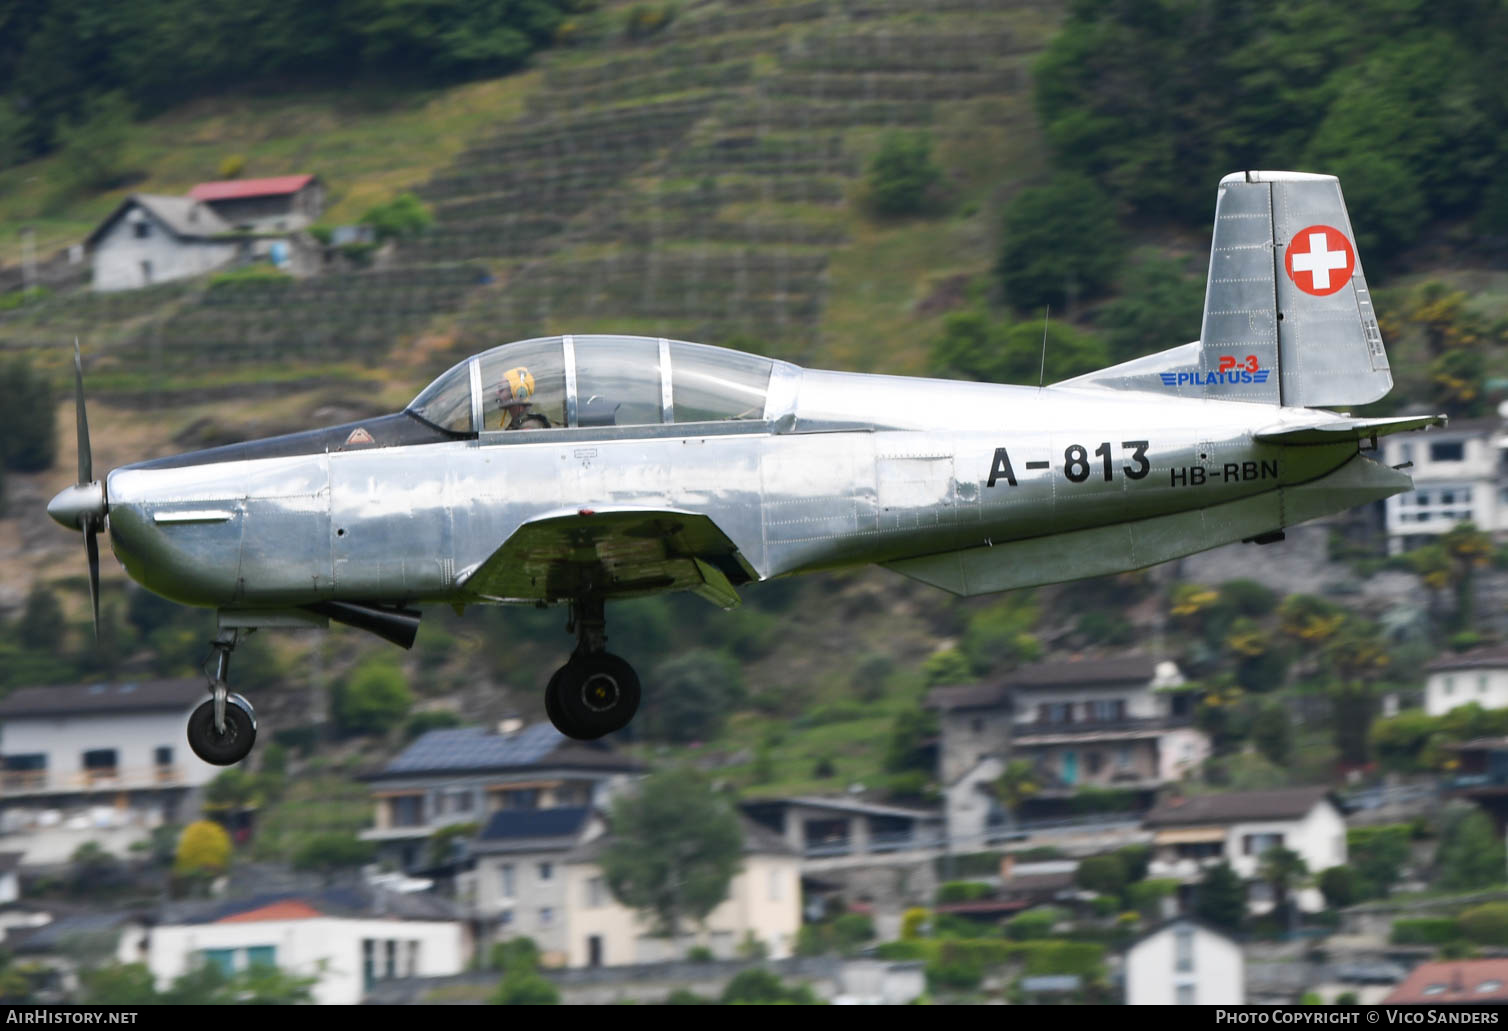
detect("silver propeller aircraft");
top-left (48, 170), bottom-right (1443, 763)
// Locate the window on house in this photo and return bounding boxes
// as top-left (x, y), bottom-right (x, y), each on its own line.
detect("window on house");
top-left (539, 862), bottom-right (554, 881)
top-left (82, 749), bottom-right (118, 777)
top-left (1116, 746), bottom-right (1132, 769)
top-left (1242, 833), bottom-right (1284, 856)
top-left (501, 864), bottom-right (516, 898)
top-left (134, 221), bottom-right (151, 239)
top-left (540, 907), bottom-right (555, 927)
top-left (1481, 676), bottom-right (1489, 694)
top-left (1176, 984), bottom-right (1195, 1005)
top-left (1430, 441), bottom-right (1465, 462)
top-left (154, 746), bottom-right (173, 767)
top-left (201, 949), bottom-right (236, 976)
top-left (391, 795), bottom-right (423, 827)
top-left (385, 940), bottom-right (397, 979)
top-left (586, 877), bottom-right (605, 908)
top-left (1087, 752), bottom-right (1104, 776)
top-left (769, 869), bottom-right (783, 902)
top-left (245, 946), bottom-right (277, 970)
top-left (1446, 677), bottom-right (1456, 695)
top-left (1175, 926), bottom-right (1194, 973)
top-left (971, 717), bottom-right (984, 735)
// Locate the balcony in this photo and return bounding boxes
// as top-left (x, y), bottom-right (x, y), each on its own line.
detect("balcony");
top-left (1011, 714), bottom-right (1192, 743)
top-left (0, 765), bottom-right (185, 795)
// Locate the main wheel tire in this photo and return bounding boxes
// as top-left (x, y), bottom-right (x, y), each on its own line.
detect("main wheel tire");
top-left (544, 665), bottom-right (570, 736)
top-left (187, 695), bottom-right (257, 765)
top-left (557, 653), bottom-right (640, 740)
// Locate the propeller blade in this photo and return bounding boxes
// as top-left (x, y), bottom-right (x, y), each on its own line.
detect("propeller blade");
top-left (73, 339), bottom-right (92, 486)
top-left (85, 525), bottom-right (101, 642)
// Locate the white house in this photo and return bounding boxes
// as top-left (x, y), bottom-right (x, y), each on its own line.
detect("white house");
top-left (0, 680), bottom-right (221, 864)
top-left (928, 657), bottom-right (1207, 846)
top-left (188, 175), bottom-right (324, 232)
top-left (1381, 416), bottom-right (1507, 553)
top-left (86, 195), bottom-right (239, 291)
top-left (463, 805), bottom-right (803, 969)
top-left (1125, 916), bottom-right (1244, 1005)
top-left (117, 892), bottom-right (468, 1005)
top-left (1424, 647), bottom-right (1508, 716)
top-left (1145, 787), bottom-right (1346, 913)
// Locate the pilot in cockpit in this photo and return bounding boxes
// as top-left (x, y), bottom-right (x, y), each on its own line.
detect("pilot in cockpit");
top-left (497, 366), bottom-right (550, 430)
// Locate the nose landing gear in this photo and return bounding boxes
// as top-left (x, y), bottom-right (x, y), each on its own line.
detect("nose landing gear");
top-left (544, 598), bottom-right (640, 741)
top-left (187, 629), bottom-right (258, 766)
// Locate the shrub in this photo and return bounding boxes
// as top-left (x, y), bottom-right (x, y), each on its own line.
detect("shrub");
top-left (867, 131), bottom-right (943, 217)
top-left (926, 943), bottom-right (984, 991)
top-left (997, 174), bottom-right (1124, 312)
top-left (1075, 855), bottom-right (1128, 897)
top-left (936, 881), bottom-right (993, 905)
top-left (720, 969), bottom-right (816, 1005)
top-left (901, 907), bottom-right (930, 940)
top-left (332, 658), bottom-right (414, 736)
top-left (291, 832), bottom-right (375, 874)
top-left (1005, 909), bottom-right (1056, 941)
top-left (1391, 918), bottom-right (1461, 945)
top-left (493, 970), bottom-right (559, 1005)
top-left (174, 821), bottom-right (231, 877)
top-left (1459, 903), bottom-right (1508, 946)
top-left (1318, 865), bottom-right (1361, 910)
top-left (217, 154), bottom-right (245, 178)
top-left (360, 192), bottom-right (433, 242)
top-left (685, 945), bottom-right (714, 963)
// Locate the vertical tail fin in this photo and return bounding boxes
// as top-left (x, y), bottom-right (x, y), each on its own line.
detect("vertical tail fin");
top-left (1063, 170), bottom-right (1392, 408)
top-left (1204, 170), bottom-right (1390, 407)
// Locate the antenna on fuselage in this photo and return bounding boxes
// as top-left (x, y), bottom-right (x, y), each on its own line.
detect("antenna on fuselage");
top-left (1038, 306), bottom-right (1050, 389)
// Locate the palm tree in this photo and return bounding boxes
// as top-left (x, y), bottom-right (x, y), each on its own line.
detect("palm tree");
top-left (993, 759), bottom-right (1040, 830)
top-left (1259, 845), bottom-right (1310, 936)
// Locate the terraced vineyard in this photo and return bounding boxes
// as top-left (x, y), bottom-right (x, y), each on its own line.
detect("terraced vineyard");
top-left (0, 0), bottom-right (1064, 393)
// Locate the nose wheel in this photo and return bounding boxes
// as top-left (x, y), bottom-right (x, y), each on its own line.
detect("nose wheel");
top-left (187, 629), bottom-right (258, 765)
top-left (543, 599), bottom-right (641, 740)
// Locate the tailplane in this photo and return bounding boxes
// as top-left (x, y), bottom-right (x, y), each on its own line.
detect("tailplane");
top-left (1064, 170), bottom-right (1391, 407)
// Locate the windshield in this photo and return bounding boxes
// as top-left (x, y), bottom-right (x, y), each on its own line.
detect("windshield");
top-left (407, 359), bottom-right (473, 434)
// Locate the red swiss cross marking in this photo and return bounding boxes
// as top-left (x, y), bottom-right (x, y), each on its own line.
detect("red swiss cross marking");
top-left (1284, 225), bottom-right (1355, 297)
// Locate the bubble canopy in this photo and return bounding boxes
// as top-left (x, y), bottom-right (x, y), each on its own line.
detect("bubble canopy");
top-left (407, 335), bottom-right (794, 436)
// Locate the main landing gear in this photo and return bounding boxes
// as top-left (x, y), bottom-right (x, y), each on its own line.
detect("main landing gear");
top-left (544, 598), bottom-right (641, 741)
top-left (187, 629), bottom-right (258, 766)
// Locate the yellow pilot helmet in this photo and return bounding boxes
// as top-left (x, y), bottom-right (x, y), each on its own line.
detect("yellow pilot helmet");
top-left (499, 366), bottom-right (535, 405)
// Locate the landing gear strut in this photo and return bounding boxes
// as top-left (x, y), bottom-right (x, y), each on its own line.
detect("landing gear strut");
top-left (187, 629), bottom-right (258, 766)
top-left (544, 598), bottom-right (640, 741)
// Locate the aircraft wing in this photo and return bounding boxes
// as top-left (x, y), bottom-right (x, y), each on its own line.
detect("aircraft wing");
top-left (457, 507), bottom-right (754, 609)
top-left (1254, 414), bottom-right (1446, 446)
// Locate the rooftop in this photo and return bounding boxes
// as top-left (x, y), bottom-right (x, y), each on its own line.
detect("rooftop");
top-left (189, 174), bottom-right (317, 202)
top-left (371, 723), bottom-right (642, 779)
top-left (1428, 646), bottom-right (1508, 673)
top-left (1143, 786), bottom-right (1333, 827)
top-left (1384, 959), bottom-right (1508, 1004)
top-left (926, 656), bottom-right (1168, 710)
top-left (86, 195), bottom-right (231, 247)
top-left (0, 679), bottom-right (204, 720)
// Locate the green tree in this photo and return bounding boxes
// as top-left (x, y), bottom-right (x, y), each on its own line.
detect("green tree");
top-left (1095, 254), bottom-right (1206, 364)
top-left (1259, 846), bottom-right (1309, 925)
top-left (1349, 825), bottom-right (1412, 899)
top-left (1075, 854), bottom-right (1127, 898)
top-left (16, 583), bottom-right (64, 653)
top-left (360, 192), bottom-right (433, 242)
top-left (292, 832), bottom-right (376, 875)
top-left (599, 769), bottom-right (744, 943)
top-left (998, 174), bottom-right (1124, 313)
top-left (1251, 702), bottom-right (1293, 767)
top-left (1436, 803), bottom-right (1506, 891)
top-left (1318, 865), bottom-right (1360, 910)
top-left (1194, 862), bottom-right (1246, 933)
top-left (493, 969), bottom-right (560, 1005)
top-left (80, 962), bottom-right (158, 1005)
top-left (0, 356), bottom-right (57, 473)
top-left (866, 131), bottom-right (942, 217)
top-left (720, 968), bottom-right (819, 1005)
top-left (930, 310), bottom-right (1108, 386)
top-left (1371, 711), bottom-right (1441, 775)
top-left (55, 91), bottom-right (135, 193)
top-left (1459, 902), bottom-right (1508, 946)
top-left (884, 706), bottom-right (939, 775)
top-left (332, 657), bottom-right (414, 736)
top-left (640, 649), bottom-right (744, 744)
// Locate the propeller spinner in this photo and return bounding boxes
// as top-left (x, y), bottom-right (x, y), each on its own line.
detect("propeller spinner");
top-left (45, 340), bottom-right (107, 638)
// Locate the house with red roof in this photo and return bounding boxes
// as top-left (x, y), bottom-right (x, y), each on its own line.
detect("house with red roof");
top-left (188, 174), bottom-right (325, 232)
top-left (116, 886), bottom-right (468, 1005)
top-left (1383, 958), bottom-right (1508, 1004)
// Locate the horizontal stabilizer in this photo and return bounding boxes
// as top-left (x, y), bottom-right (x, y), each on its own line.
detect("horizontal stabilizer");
top-left (1254, 414), bottom-right (1446, 446)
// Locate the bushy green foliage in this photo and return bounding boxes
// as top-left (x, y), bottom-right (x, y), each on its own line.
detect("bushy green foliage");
top-left (1194, 862), bottom-right (1246, 933)
top-left (936, 881), bottom-right (993, 905)
top-left (55, 91), bottom-right (135, 194)
top-left (640, 649), bottom-right (744, 743)
top-left (1005, 908), bottom-right (1057, 941)
top-left (1075, 855), bottom-right (1127, 897)
top-left (1436, 804), bottom-right (1507, 891)
top-left (360, 192), bottom-right (433, 242)
top-left (493, 969), bottom-right (560, 1005)
top-left (930, 310), bottom-right (1109, 386)
top-left (997, 174), bottom-right (1123, 312)
top-left (1391, 917), bottom-right (1461, 945)
top-left (0, 356), bottom-right (58, 475)
top-left (84, 959), bottom-right (315, 1004)
top-left (1125, 878), bottom-right (1177, 919)
top-left (1034, 0), bottom-right (1507, 245)
top-left (1094, 254), bottom-right (1205, 364)
top-left (1348, 825), bottom-right (1411, 899)
top-left (405, 710), bottom-right (462, 740)
top-left (883, 706), bottom-right (938, 775)
top-left (291, 832), bottom-right (375, 874)
top-left (16, 583), bottom-right (63, 653)
top-left (960, 595), bottom-right (1040, 674)
top-left (174, 820), bottom-right (230, 877)
top-left (866, 131), bottom-right (943, 217)
top-left (720, 968), bottom-right (819, 1005)
top-left (600, 768), bottom-right (743, 938)
top-left (1251, 702), bottom-right (1293, 766)
top-left (489, 937), bottom-right (540, 973)
top-left (332, 657), bottom-right (414, 736)
top-left (1318, 865), bottom-right (1360, 910)
top-left (1459, 903), bottom-right (1508, 946)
